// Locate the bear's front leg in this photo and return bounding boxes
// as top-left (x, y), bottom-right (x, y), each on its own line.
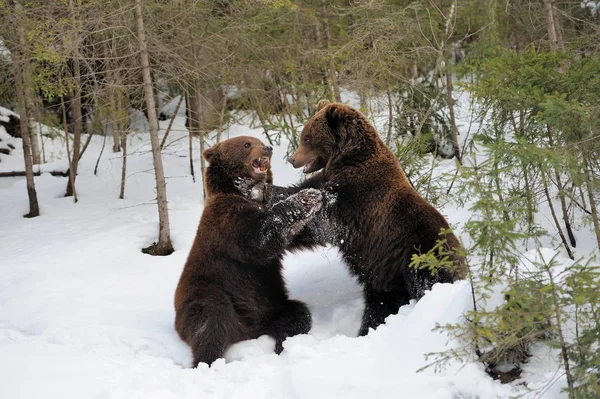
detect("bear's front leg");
top-left (262, 299), bottom-right (312, 354)
top-left (256, 188), bottom-right (323, 252)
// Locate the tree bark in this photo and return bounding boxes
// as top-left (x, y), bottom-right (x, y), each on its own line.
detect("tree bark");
top-left (160, 94), bottom-right (184, 149)
top-left (546, 126), bottom-right (576, 247)
top-left (135, 0), bottom-right (174, 256)
top-left (321, 0), bottom-right (341, 102)
top-left (25, 97), bottom-right (40, 164)
top-left (61, 92), bottom-right (78, 203)
top-left (543, 173), bottom-right (574, 260)
top-left (196, 91), bottom-right (207, 199)
top-left (65, 0), bottom-right (82, 199)
top-left (10, 0), bottom-right (40, 217)
top-left (542, 0), bottom-right (564, 51)
top-left (441, 0), bottom-right (461, 164)
top-left (119, 132), bottom-right (127, 199)
top-left (540, 249), bottom-right (575, 398)
top-left (584, 156), bottom-right (600, 250)
top-left (14, 0), bottom-right (40, 166)
top-left (385, 83), bottom-right (393, 146)
top-left (12, 44), bottom-right (40, 217)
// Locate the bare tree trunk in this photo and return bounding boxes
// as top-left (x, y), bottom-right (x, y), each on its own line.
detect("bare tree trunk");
top-left (584, 155), bottom-right (600, 250)
top-left (60, 92), bottom-right (77, 203)
top-left (321, 0), bottom-right (341, 102)
top-left (216, 86), bottom-right (228, 143)
top-left (110, 83), bottom-right (121, 153)
top-left (39, 121), bottom-right (46, 163)
top-left (105, 34), bottom-right (121, 153)
top-left (65, 0), bottom-right (82, 199)
top-left (542, 0), bottom-right (564, 51)
top-left (11, 0), bottom-right (40, 217)
top-left (539, 249), bottom-right (575, 398)
top-left (13, 45), bottom-right (40, 217)
top-left (135, 0), bottom-right (174, 256)
top-left (26, 97), bottom-right (40, 164)
top-left (159, 94), bottom-right (184, 149)
top-left (440, 0), bottom-right (461, 164)
top-left (94, 128), bottom-right (107, 176)
top-left (189, 127), bottom-right (195, 183)
top-left (385, 83), bottom-right (393, 146)
top-left (546, 126), bottom-right (576, 247)
top-left (543, 173), bottom-right (574, 260)
top-left (119, 132), bottom-right (127, 199)
top-left (15, 0), bottom-right (40, 167)
top-left (196, 91), bottom-right (207, 199)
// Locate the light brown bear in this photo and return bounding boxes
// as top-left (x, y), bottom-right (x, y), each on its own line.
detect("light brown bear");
top-left (272, 100), bottom-right (466, 336)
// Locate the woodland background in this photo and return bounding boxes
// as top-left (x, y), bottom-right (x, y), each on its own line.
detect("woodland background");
top-left (1, 1), bottom-right (600, 397)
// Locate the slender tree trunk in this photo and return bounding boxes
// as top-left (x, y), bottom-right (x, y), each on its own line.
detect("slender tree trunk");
top-left (190, 39), bottom-right (207, 198)
top-left (61, 92), bottom-right (77, 203)
top-left (444, 68), bottom-right (461, 163)
top-left (39, 121), bottom-right (46, 163)
top-left (15, 0), bottom-right (40, 167)
top-left (321, 0), bottom-right (341, 102)
top-left (94, 127), bottom-right (107, 176)
top-left (546, 126), bottom-right (576, 247)
top-left (216, 86), bottom-right (228, 144)
top-left (110, 83), bottom-right (121, 153)
top-left (135, 0), bottom-right (174, 256)
top-left (196, 91), bottom-right (207, 199)
top-left (189, 127), bottom-right (195, 183)
top-left (13, 47), bottom-right (40, 217)
top-left (440, 0), bottom-right (461, 164)
top-left (543, 173), bottom-right (574, 259)
top-left (385, 83), bottom-right (394, 146)
top-left (583, 155), bottom-right (600, 250)
top-left (159, 94), bottom-right (184, 150)
top-left (542, 0), bottom-right (564, 51)
top-left (65, 2), bottom-right (82, 199)
top-left (26, 97), bottom-right (40, 164)
top-left (539, 249), bottom-right (575, 398)
top-left (119, 132), bottom-right (127, 199)
top-left (11, 0), bottom-right (40, 217)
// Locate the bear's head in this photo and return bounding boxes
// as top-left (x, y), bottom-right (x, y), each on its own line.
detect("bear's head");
top-left (203, 136), bottom-right (273, 195)
top-left (289, 100), bottom-right (380, 174)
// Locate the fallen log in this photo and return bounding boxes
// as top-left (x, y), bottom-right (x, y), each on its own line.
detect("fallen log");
top-left (0, 170), bottom-right (69, 177)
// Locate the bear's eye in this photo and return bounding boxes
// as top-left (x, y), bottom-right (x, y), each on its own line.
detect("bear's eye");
top-left (244, 142), bottom-right (251, 148)
top-left (304, 137), bottom-right (310, 143)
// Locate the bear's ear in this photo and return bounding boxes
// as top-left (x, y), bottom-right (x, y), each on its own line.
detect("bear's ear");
top-left (203, 146), bottom-right (218, 163)
top-left (317, 99), bottom-right (331, 111)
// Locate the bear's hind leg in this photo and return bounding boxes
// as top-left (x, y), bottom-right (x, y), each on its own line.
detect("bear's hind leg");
top-left (358, 286), bottom-right (409, 336)
top-left (176, 290), bottom-right (244, 367)
top-left (263, 299), bottom-right (312, 354)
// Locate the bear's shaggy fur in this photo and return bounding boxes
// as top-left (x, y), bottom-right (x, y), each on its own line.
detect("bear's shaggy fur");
top-left (174, 136), bottom-right (322, 366)
top-left (276, 101), bottom-right (466, 336)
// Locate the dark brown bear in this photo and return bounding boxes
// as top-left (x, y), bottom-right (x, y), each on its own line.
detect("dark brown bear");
top-left (273, 101), bottom-right (466, 336)
top-left (174, 136), bottom-right (323, 367)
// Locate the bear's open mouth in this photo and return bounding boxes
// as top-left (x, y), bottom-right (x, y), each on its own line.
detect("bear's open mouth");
top-left (303, 160), bottom-right (315, 173)
top-left (251, 157), bottom-right (269, 174)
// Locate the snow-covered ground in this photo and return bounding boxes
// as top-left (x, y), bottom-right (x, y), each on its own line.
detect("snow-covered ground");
top-left (0, 99), bottom-right (577, 398)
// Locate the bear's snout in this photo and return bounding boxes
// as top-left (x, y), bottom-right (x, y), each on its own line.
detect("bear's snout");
top-left (262, 146), bottom-right (273, 156)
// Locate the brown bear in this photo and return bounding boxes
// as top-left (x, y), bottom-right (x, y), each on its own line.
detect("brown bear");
top-left (174, 136), bottom-right (323, 367)
top-left (271, 100), bottom-right (466, 336)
